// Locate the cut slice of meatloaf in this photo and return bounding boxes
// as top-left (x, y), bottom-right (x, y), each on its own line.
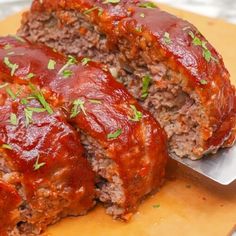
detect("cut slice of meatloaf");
top-left (18, 0), bottom-right (236, 160)
top-left (0, 36), bottom-right (168, 220)
top-left (0, 83), bottom-right (95, 235)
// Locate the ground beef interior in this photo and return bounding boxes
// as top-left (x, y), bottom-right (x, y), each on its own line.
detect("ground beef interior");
top-left (19, 10), bottom-right (209, 159)
top-left (80, 132), bottom-right (126, 218)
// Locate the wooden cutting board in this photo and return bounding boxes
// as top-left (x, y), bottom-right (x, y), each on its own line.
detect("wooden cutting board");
top-left (0, 4), bottom-right (236, 236)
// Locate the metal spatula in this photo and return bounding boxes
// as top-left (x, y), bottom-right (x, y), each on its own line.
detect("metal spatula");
top-left (171, 145), bottom-right (236, 185)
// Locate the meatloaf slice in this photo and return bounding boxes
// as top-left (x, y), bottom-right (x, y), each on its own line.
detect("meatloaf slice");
top-left (0, 83), bottom-right (95, 235)
top-left (18, 0), bottom-right (236, 160)
top-left (0, 36), bottom-right (168, 220)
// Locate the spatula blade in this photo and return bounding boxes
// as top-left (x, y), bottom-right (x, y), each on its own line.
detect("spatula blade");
top-left (171, 145), bottom-right (236, 185)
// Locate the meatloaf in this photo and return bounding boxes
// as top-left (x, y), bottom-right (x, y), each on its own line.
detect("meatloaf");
top-left (0, 82), bottom-right (95, 235)
top-left (18, 0), bottom-right (236, 160)
top-left (0, 36), bottom-right (168, 220)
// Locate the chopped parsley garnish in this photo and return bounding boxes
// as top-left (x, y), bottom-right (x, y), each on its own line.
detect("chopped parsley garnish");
top-left (128, 105), bottom-right (143, 122)
top-left (21, 98), bottom-right (28, 105)
top-left (140, 13), bottom-right (145, 18)
top-left (47, 59), bottom-right (56, 70)
top-left (11, 35), bottom-right (26, 43)
top-left (15, 87), bottom-right (23, 98)
top-left (188, 31), bottom-right (218, 63)
top-left (107, 129), bottom-right (122, 139)
top-left (84, 6), bottom-right (98, 14)
top-left (103, 0), bottom-right (120, 4)
top-left (33, 155), bottom-right (46, 171)
top-left (62, 70), bottom-right (73, 78)
top-left (6, 87), bottom-right (16, 100)
top-left (27, 107), bottom-right (46, 113)
top-left (23, 106), bottom-right (46, 126)
top-left (84, 6), bottom-right (103, 15)
top-left (135, 26), bottom-right (142, 33)
top-left (89, 99), bottom-right (102, 104)
top-left (152, 204), bottom-right (160, 208)
top-left (70, 99), bottom-right (87, 118)
top-left (0, 82), bottom-right (8, 89)
top-left (29, 84), bottom-right (53, 114)
top-left (200, 79), bottom-right (208, 85)
top-left (3, 57), bottom-right (19, 76)
top-left (139, 1), bottom-right (157, 8)
top-left (10, 113), bottom-right (18, 126)
top-left (58, 55), bottom-right (77, 76)
top-left (141, 75), bottom-right (152, 99)
top-left (3, 44), bottom-right (12, 50)
top-left (81, 57), bottom-right (91, 66)
top-left (25, 73), bottom-right (35, 80)
top-left (163, 32), bottom-right (172, 45)
top-left (1, 144), bottom-right (13, 150)
top-left (24, 108), bottom-right (33, 126)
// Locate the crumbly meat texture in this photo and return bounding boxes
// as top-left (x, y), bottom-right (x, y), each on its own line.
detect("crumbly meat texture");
top-left (0, 84), bottom-right (95, 235)
top-left (0, 36), bottom-right (168, 220)
top-left (18, 0), bottom-right (236, 159)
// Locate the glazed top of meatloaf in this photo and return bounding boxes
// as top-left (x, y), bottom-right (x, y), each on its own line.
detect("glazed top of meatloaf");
top-left (27, 0), bottom-right (236, 148)
top-left (0, 36), bottom-right (168, 213)
top-left (0, 83), bottom-right (95, 217)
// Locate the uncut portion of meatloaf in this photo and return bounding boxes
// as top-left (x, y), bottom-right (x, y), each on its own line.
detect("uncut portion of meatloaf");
top-left (19, 0), bottom-right (236, 160)
top-left (0, 36), bottom-right (168, 220)
top-left (0, 83), bottom-right (95, 235)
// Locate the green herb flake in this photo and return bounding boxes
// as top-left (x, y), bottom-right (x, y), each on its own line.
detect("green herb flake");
top-left (62, 70), bottom-right (73, 78)
top-left (203, 50), bottom-right (211, 62)
top-left (1, 144), bottom-right (13, 150)
top-left (29, 84), bottom-right (53, 115)
top-left (24, 108), bottom-right (33, 126)
top-left (11, 35), bottom-right (26, 43)
top-left (139, 1), bottom-right (157, 8)
top-left (33, 155), bottom-right (46, 171)
top-left (25, 73), bottom-right (35, 80)
top-left (128, 105), bottom-right (143, 122)
top-left (47, 59), bottom-right (56, 70)
top-left (135, 26), bottom-right (142, 33)
top-left (103, 0), bottom-right (120, 4)
top-left (140, 13), bottom-right (145, 18)
top-left (81, 57), bottom-right (91, 66)
top-left (58, 55), bottom-right (77, 76)
top-left (3, 57), bottom-right (19, 76)
top-left (21, 98), bottom-right (28, 105)
top-left (188, 31), bottom-right (195, 39)
top-left (84, 6), bottom-right (103, 15)
top-left (152, 204), bottom-right (160, 208)
top-left (10, 113), bottom-right (18, 126)
top-left (89, 99), bottom-right (102, 104)
top-left (70, 99), bottom-right (87, 118)
top-left (192, 36), bottom-right (202, 46)
top-left (98, 8), bottom-right (104, 16)
top-left (3, 44), bottom-right (12, 50)
top-left (200, 79), bottom-right (208, 85)
top-left (188, 31), bottom-right (218, 63)
top-left (163, 32), bottom-right (172, 45)
top-left (141, 75), bottom-right (152, 99)
top-left (0, 83), bottom-right (8, 89)
top-left (27, 107), bottom-right (46, 113)
top-left (6, 87), bottom-right (17, 100)
top-left (107, 128), bottom-right (122, 140)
